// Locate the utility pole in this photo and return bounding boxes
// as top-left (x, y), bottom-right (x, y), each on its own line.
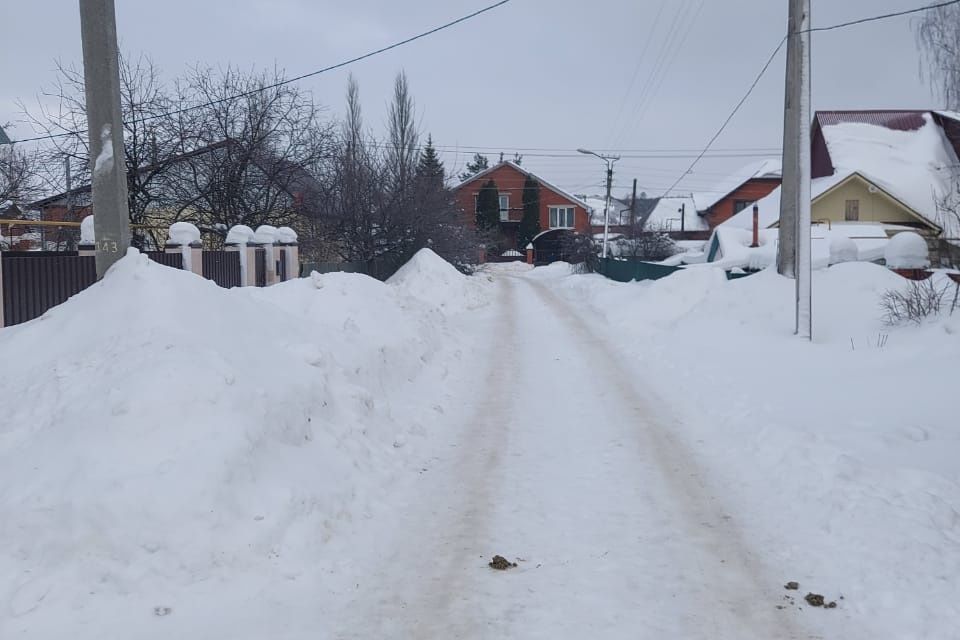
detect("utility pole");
top-left (778, 0), bottom-right (812, 339)
top-left (578, 148), bottom-right (620, 259)
top-left (680, 202), bottom-right (686, 233)
top-left (79, 0), bottom-right (131, 278)
top-left (630, 178), bottom-right (638, 228)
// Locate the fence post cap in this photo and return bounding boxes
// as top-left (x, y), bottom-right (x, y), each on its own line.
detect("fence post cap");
top-left (226, 224), bottom-right (255, 245)
top-left (167, 221), bottom-right (201, 246)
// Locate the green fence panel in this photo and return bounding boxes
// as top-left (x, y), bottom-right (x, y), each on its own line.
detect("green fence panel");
top-left (599, 258), bottom-right (684, 283)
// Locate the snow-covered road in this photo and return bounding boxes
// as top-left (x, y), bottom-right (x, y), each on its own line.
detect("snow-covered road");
top-left (324, 274), bottom-right (812, 639)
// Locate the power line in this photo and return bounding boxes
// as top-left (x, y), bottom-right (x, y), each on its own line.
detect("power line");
top-left (659, 36), bottom-right (787, 197)
top-left (655, 0), bottom-right (960, 196)
top-left (806, 0), bottom-right (960, 33)
top-left (8, 0), bottom-right (511, 145)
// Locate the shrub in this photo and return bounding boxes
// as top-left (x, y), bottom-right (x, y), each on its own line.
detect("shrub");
top-left (880, 278), bottom-right (950, 325)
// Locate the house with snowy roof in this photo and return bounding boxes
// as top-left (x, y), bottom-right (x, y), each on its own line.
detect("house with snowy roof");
top-left (454, 160), bottom-right (593, 258)
top-left (704, 110), bottom-right (960, 268)
top-left (693, 159), bottom-right (782, 228)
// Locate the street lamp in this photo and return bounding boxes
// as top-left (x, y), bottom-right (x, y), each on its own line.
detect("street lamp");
top-left (577, 148), bottom-right (620, 259)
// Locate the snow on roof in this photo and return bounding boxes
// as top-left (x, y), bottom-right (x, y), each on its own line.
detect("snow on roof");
top-left (821, 114), bottom-right (959, 236)
top-left (644, 195), bottom-right (708, 232)
top-left (692, 158), bottom-right (782, 212)
top-left (722, 171), bottom-right (853, 230)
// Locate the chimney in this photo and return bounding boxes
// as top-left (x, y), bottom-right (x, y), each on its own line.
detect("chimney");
top-left (751, 204), bottom-right (760, 248)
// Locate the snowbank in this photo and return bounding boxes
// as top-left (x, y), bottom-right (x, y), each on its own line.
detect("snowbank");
top-left (546, 262), bottom-right (960, 639)
top-left (0, 250), bottom-right (482, 638)
top-left (387, 248), bottom-right (488, 313)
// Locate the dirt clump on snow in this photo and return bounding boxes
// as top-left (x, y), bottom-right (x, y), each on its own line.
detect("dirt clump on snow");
top-left (804, 593), bottom-right (837, 608)
top-left (488, 555), bottom-right (518, 570)
top-left (784, 581), bottom-right (799, 590)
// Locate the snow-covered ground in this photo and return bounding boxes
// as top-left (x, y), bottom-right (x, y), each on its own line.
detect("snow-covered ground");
top-left (0, 248), bottom-right (494, 639)
top-left (2, 249), bottom-right (958, 638)
top-left (543, 262), bottom-right (960, 639)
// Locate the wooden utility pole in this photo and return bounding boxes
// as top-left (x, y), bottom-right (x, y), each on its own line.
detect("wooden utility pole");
top-left (778, 0), bottom-right (812, 339)
top-left (630, 178), bottom-right (638, 229)
top-left (79, 0), bottom-right (131, 278)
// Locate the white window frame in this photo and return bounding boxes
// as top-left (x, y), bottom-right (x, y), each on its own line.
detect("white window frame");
top-left (548, 205), bottom-right (575, 229)
top-left (499, 193), bottom-right (510, 222)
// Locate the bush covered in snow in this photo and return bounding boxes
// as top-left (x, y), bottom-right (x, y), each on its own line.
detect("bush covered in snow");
top-left (884, 231), bottom-right (929, 269)
top-left (880, 277), bottom-right (951, 325)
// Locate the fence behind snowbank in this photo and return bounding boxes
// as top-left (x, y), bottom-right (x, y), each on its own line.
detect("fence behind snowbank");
top-left (0, 223), bottom-right (299, 328)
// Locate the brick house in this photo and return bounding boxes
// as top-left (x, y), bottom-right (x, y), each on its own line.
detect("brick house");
top-left (695, 159), bottom-right (782, 228)
top-left (454, 161), bottom-right (591, 253)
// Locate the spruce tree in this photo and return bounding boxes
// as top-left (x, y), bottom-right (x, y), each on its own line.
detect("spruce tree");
top-left (458, 153), bottom-right (489, 182)
top-left (416, 134), bottom-right (445, 184)
top-left (476, 179), bottom-right (500, 231)
top-left (518, 176), bottom-right (541, 249)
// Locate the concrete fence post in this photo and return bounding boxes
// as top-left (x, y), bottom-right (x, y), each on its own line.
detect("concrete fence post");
top-left (225, 225), bottom-right (254, 286)
top-left (167, 222), bottom-right (202, 273)
top-left (275, 227), bottom-right (299, 281)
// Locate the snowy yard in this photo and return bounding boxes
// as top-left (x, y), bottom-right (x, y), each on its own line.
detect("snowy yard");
top-left (1, 250), bottom-right (958, 639)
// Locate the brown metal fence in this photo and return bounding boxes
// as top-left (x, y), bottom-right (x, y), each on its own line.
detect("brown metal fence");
top-left (254, 248), bottom-right (267, 287)
top-left (1, 252), bottom-right (97, 326)
top-left (146, 252), bottom-right (183, 269)
top-left (202, 251), bottom-right (241, 288)
top-left (278, 249), bottom-right (288, 282)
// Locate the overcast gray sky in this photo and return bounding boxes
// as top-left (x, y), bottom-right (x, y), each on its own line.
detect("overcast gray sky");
top-left (0, 0), bottom-right (941, 198)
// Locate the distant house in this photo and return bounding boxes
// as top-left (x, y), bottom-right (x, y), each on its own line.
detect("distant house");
top-left (454, 160), bottom-right (591, 254)
top-left (710, 110), bottom-right (960, 266)
top-left (694, 159), bottom-right (782, 228)
top-left (30, 140), bottom-right (322, 250)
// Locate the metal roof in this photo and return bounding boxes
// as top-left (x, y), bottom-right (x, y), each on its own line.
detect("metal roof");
top-left (815, 110), bottom-right (928, 132)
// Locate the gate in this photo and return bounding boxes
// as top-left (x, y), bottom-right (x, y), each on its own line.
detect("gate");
top-left (1, 252), bottom-right (97, 326)
top-left (202, 251), bottom-right (241, 288)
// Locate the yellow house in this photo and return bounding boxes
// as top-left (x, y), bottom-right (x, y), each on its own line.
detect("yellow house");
top-left (776, 172), bottom-right (942, 236)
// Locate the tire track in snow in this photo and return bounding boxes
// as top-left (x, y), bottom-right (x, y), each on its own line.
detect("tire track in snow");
top-left (524, 277), bottom-right (815, 640)
top-left (404, 276), bottom-right (520, 638)
top-left (326, 277), bottom-right (520, 639)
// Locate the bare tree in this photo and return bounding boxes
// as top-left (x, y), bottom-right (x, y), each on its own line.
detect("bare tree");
top-left (169, 65), bottom-right (333, 242)
top-left (0, 143), bottom-right (38, 204)
top-left (917, 5), bottom-right (960, 109)
top-left (385, 71), bottom-right (419, 195)
top-left (23, 54), bottom-right (184, 248)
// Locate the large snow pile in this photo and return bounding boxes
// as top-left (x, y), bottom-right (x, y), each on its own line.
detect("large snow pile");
top-left (0, 250), bottom-right (483, 638)
top-left (884, 231), bottom-right (930, 269)
top-left (545, 263), bottom-right (960, 639)
top-left (387, 248), bottom-right (488, 313)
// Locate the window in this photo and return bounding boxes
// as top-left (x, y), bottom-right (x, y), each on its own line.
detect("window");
top-left (733, 200), bottom-right (752, 214)
top-left (845, 199), bottom-right (860, 221)
top-left (499, 194), bottom-right (510, 221)
top-left (549, 206), bottom-right (575, 229)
